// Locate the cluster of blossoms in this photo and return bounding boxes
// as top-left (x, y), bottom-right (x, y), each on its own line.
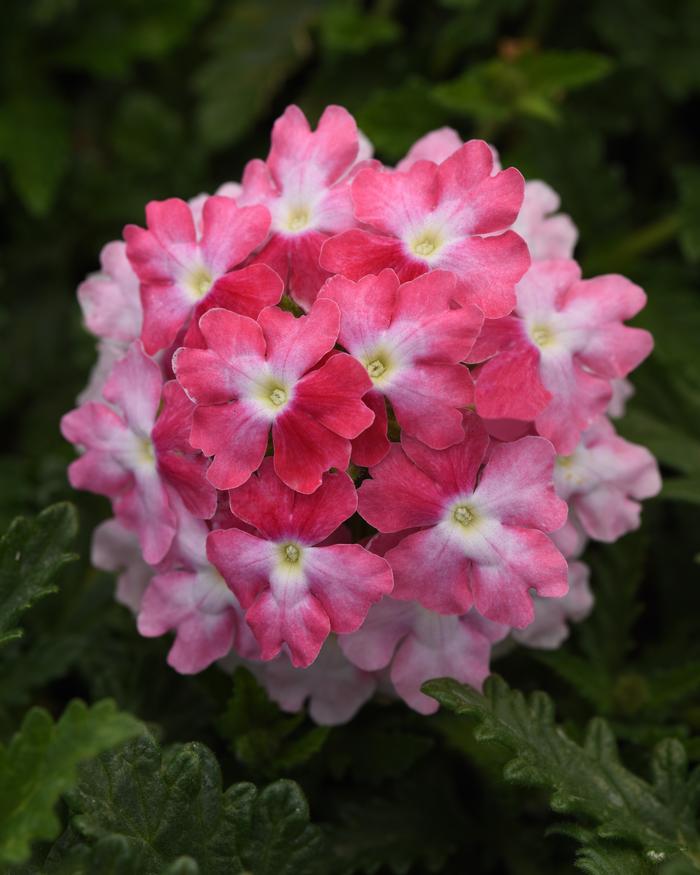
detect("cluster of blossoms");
top-left (63, 106), bottom-right (661, 723)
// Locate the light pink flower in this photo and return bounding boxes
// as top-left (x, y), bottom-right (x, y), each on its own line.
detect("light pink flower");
top-left (512, 180), bottom-right (578, 261)
top-left (137, 500), bottom-right (258, 674)
top-left (78, 241), bottom-right (143, 344)
top-left (239, 105), bottom-right (363, 309)
top-left (207, 461), bottom-right (393, 668)
top-left (92, 517), bottom-right (154, 614)
top-left (396, 127), bottom-right (465, 170)
top-left (320, 140), bottom-right (529, 318)
top-left (77, 340), bottom-right (127, 405)
top-left (554, 415), bottom-right (661, 543)
top-left (319, 269), bottom-right (481, 465)
top-left (608, 377), bottom-right (635, 418)
top-left (513, 559), bottom-right (593, 649)
top-left (61, 343), bottom-right (216, 564)
top-left (358, 414), bottom-right (568, 626)
top-left (340, 596), bottom-right (507, 715)
top-left (173, 298), bottom-right (374, 494)
top-left (469, 260), bottom-right (654, 453)
top-left (261, 636), bottom-right (377, 725)
top-left (124, 195), bottom-right (273, 353)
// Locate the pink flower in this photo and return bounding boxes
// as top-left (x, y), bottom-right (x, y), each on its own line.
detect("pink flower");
top-left (469, 260), bottom-right (654, 453)
top-left (207, 460), bottom-right (393, 668)
top-left (340, 597), bottom-right (507, 715)
top-left (173, 298), bottom-right (374, 494)
top-left (396, 127), bottom-right (464, 170)
top-left (320, 140), bottom-right (529, 318)
top-left (513, 559), bottom-right (593, 649)
top-left (78, 241), bottom-right (142, 344)
top-left (260, 637), bottom-right (377, 725)
top-left (554, 415), bottom-right (661, 543)
top-left (77, 340), bottom-right (128, 405)
top-left (124, 195), bottom-right (273, 353)
top-left (61, 343), bottom-right (216, 564)
top-left (137, 500), bottom-right (258, 674)
top-left (512, 180), bottom-right (578, 261)
top-left (238, 105), bottom-right (363, 310)
top-left (608, 378), bottom-right (634, 418)
top-left (358, 415), bottom-right (568, 626)
top-left (92, 517), bottom-right (154, 614)
top-left (319, 269), bottom-right (482, 465)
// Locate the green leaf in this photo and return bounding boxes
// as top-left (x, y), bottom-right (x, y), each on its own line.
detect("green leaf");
top-left (194, 0), bottom-right (324, 149)
top-left (54, 733), bottom-right (324, 874)
top-left (0, 699), bottom-right (142, 865)
top-left (217, 667), bottom-right (328, 775)
top-left (423, 676), bottom-right (700, 866)
top-left (0, 97), bottom-right (70, 215)
top-left (0, 503), bottom-right (78, 648)
top-left (319, 2), bottom-right (400, 54)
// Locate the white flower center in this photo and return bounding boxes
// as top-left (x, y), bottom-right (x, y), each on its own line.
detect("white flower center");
top-left (410, 229), bottom-right (444, 261)
top-left (530, 324), bottom-right (556, 349)
top-left (285, 206), bottom-right (311, 233)
top-left (186, 265), bottom-right (213, 300)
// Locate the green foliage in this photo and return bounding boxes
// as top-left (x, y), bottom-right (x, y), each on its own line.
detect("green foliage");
top-left (217, 668), bottom-right (329, 776)
top-left (0, 699), bottom-right (142, 865)
top-left (45, 732), bottom-right (324, 874)
top-left (424, 675), bottom-right (700, 870)
top-left (0, 503), bottom-right (78, 647)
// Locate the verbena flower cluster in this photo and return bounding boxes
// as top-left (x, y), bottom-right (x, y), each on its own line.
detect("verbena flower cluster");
top-left (63, 106), bottom-right (661, 723)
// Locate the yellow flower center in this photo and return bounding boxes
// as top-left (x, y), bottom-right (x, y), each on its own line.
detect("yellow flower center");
top-left (531, 324), bottom-right (555, 348)
top-left (453, 504), bottom-right (476, 528)
top-left (286, 206), bottom-right (310, 232)
top-left (188, 265), bottom-right (213, 300)
top-left (411, 230), bottom-right (443, 259)
top-left (367, 359), bottom-right (387, 379)
top-left (282, 543), bottom-right (300, 564)
top-left (269, 387), bottom-right (287, 407)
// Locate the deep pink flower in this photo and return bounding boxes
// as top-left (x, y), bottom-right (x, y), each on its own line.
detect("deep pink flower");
top-left (137, 500), bottom-right (258, 674)
top-left (92, 517), bottom-right (153, 614)
top-left (513, 559), bottom-right (593, 649)
top-left (173, 298), bottom-right (375, 494)
top-left (340, 597), bottom-right (506, 715)
top-left (61, 343), bottom-right (217, 563)
top-left (239, 105), bottom-right (363, 309)
top-left (260, 637), bottom-right (377, 725)
top-left (320, 140), bottom-right (529, 318)
top-left (319, 269), bottom-right (481, 465)
top-left (207, 461), bottom-right (393, 668)
top-left (554, 415), bottom-right (661, 543)
top-left (124, 195), bottom-right (273, 353)
top-left (358, 414), bottom-right (568, 626)
top-left (469, 260), bottom-right (654, 453)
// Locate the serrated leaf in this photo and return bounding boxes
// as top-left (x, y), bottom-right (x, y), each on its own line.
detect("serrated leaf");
top-left (0, 699), bottom-right (142, 864)
top-left (0, 503), bottom-right (78, 648)
top-left (423, 676), bottom-right (700, 866)
top-left (53, 733), bottom-right (323, 874)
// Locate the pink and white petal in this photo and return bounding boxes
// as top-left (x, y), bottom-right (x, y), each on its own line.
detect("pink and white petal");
top-left (203, 263), bottom-right (283, 320)
top-left (577, 323), bottom-right (653, 379)
top-left (303, 544), bottom-right (393, 634)
top-left (259, 298), bottom-right (340, 379)
top-left (387, 526), bottom-right (473, 613)
top-left (61, 402), bottom-right (131, 452)
top-left (78, 241), bottom-right (141, 343)
top-left (144, 198), bottom-right (198, 264)
top-left (228, 460), bottom-right (357, 544)
top-left (388, 363), bottom-right (472, 449)
top-left (151, 381), bottom-right (196, 453)
top-left (401, 413), bottom-right (489, 499)
top-left (358, 444), bottom-right (446, 531)
top-left (319, 270), bottom-right (398, 354)
top-left (191, 402), bottom-right (269, 490)
top-left (468, 523), bottom-right (568, 627)
top-left (206, 528), bottom-right (276, 609)
top-left (200, 197), bottom-right (270, 273)
top-left (473, 436), bottom-right (568, 531)
top-left (352, 162), bottom-right (438, 235)
top-left (167, 611), bottom-right (237, 674)
top-left (467, 315), bottom-right (524, 363)
top-left (514, 259), bottom-right (582, 316)
top-left (197, 307), bottom-right (267, 369)
top-left (338, 597), bottom-right (416, 671)
top-left (272, 407), bottom-right (352, 495)
top-left (351, 389), bottom-right (390, 467)
top-left (313, 182), bottom-right (356, 234)
top-left (123, 224), bottom-right (177, 285)
top-left (319, 229), bottom-right (410, 280)
top-left (139, 281), bottom-right (194, 355)
top-left (67, 452), bottom-right (131, 496)
top-left (397, 127), bottom-right (463, 170)
top-left (103, 342), bottom-right (162, 436)
top-left (551, 517), bottom-right (588, 559)
top-left (114, 473), bottom-right (177, 565)
top-left (293, 353), bottom-right (374, 438)
top-left (172, 348), bottom-right (249, 406)
top-left (246, 587), bottom-right (330, 667)
top-left (573, 485), bottom-right (644, 542)
top-left (562, 274), bottom-right (647, 325)
top-left (436, 140), bottom-right (496, 199)
top-left (157, 450), bottom-right (217, 519)
top-left (473, 344), bottom-right (552, 421)
top-left (92, 517), bottom-right (152, 614)
top-left (437, 231), bottom-right (530, 318)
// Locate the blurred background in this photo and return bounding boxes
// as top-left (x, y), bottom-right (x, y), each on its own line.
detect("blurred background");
top-left (1, 1), bottom-right (699, 871)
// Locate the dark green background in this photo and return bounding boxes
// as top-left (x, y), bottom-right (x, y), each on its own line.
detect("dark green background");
top-left (1, 1), bottom-right (699, 872)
